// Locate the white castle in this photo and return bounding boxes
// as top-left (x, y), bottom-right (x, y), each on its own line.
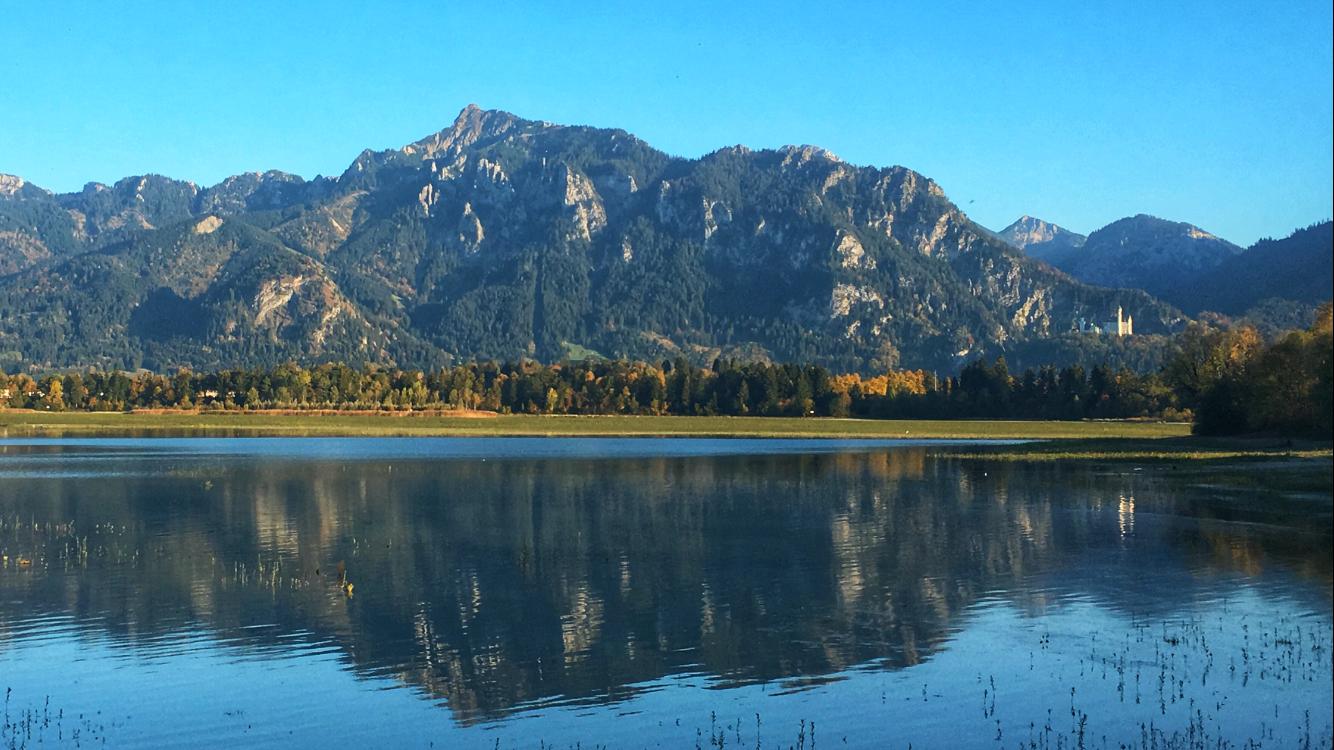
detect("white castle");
top-left (1075, 306), bottom-right (1134, 336)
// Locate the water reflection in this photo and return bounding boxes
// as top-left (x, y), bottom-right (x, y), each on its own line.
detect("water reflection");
top-left (0, 439), bottom-right (1329, 730)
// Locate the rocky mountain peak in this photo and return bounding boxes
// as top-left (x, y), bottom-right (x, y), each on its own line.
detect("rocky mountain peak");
top-left (405, 104), bottom-right (526, 161)
top-left (777, 145), bottom-right (841, 167)
top-left (206, 170), bottom-right (302, 191)
top-left (999, 216), bottom-right (1085, 250)
top-left (0, 174), bottom-right (26, 196)
top-left (196, 170), bottom-right (308, 215)
top-left (0, 174), bottom-right (50, 199)
top-left (105, 174), bottom-right (199, 198)
top-left (998, 215), bottom-right (1086, 264)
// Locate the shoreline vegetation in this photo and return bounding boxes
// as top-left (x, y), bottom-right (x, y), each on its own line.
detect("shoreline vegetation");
top-left (0, 409), bottom-right (1188, 439)
top-left (0, 304), bottom-right (1326, 456)
top-left (1, 305), bottom-right (1328, 435)
top-left (1, 410), bottom-right (1330, 463)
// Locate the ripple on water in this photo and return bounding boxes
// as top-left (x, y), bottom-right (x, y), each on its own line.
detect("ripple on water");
top-left (0, 439), bottom-right (1328, 747)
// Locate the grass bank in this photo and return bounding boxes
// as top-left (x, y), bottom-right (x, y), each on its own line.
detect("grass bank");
top-left (938, 435), bottom-right (1333, 463)
top-left (0, 410), bottom-right (1192, 440)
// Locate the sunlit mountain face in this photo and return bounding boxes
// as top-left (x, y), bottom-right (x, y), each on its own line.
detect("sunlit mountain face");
top-left (0, 106), bottom-right (1186, 374)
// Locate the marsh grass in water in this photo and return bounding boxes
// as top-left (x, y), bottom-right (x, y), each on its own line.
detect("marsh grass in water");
top-left (2, 689), bottom-right (119, 749)
top-left (937, 435), bottom-right (1333, 463)
top-left (0, 439), bottom-right (1328, 747)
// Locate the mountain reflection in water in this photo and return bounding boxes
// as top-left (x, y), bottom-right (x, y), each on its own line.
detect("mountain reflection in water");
top-left (0, 438), bottom-right (1329, 742)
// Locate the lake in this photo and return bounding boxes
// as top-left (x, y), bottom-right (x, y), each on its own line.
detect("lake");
top-left (0, 438), bottom-right (1329, 748)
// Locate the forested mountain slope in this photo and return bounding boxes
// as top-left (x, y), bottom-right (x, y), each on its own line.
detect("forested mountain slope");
top-left (0, 106), bottom-right (1183, 372)
top-left (999, 212), bottom-right (1330, 333)
top-left (1177, 221), bottom-right (1333, 316)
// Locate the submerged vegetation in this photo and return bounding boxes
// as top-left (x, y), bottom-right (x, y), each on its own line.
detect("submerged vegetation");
top-left (1, 445), bottom-right (1329, 746)
top-left (940, 436), bottom-right (1332, 462)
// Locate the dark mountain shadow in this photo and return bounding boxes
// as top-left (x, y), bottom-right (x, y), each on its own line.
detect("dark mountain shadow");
top-left (128, 287), bottom-right (207, 341)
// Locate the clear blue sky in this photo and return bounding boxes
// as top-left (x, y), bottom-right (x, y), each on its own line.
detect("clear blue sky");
top-left (3, 1), bottom-right (1330, 245)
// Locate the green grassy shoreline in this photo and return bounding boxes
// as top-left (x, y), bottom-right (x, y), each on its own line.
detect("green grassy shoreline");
top-left (0, 410), bottom-right (1188, 439)
top-left (1, 411), bottom-right (1328, 463)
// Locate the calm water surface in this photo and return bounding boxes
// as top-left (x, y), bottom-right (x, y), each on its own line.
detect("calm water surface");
top-left (0, 438), bottom-right (1329, 748)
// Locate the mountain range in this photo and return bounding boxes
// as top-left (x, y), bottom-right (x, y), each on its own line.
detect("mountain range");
top-left (997, 213), bottom-right (1331, 325)
top-left (0, 105), bottom-right (1325, 374)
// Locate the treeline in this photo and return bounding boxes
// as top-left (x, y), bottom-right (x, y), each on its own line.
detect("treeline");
top-left (2, 304), bottom-right (1328, 436)
top-left (0, 358), bottom-right (1177, 421)
top-left (1170, 302), bottom-right (1332, 436)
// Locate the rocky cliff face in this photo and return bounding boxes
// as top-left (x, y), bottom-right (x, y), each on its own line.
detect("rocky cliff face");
top-left (0, 106), bottom-right (1184, 372)
top-left (998, 216), bottom-right (1087, 262)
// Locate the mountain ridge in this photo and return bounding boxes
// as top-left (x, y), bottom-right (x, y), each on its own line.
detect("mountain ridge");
top-left (1179, 220), bottom-right (1333, 318)
top-left (1, 105), bottom-right (1190, 373)
top-left (1025, 214), bottom-right (1243, 300)
top-left (998, 213), bottom-right (1330, 330)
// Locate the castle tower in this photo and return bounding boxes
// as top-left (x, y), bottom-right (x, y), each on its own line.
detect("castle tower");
top-left (1113, 307), bottom-right (1132, 336)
